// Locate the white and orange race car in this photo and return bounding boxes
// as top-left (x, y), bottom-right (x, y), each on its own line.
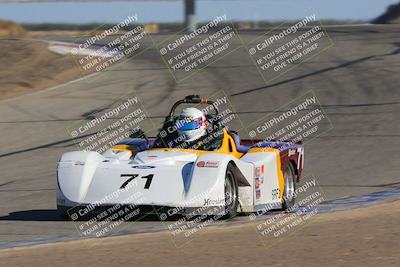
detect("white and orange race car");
top-left (56, 95), bottom-right (304, 219)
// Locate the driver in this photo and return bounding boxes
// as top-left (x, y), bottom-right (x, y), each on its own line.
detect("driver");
top-left (174, 107), bottom-right (222, 151)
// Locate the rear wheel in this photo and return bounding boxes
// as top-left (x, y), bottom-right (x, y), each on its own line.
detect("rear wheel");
top-left (282, 163), bottom-right (296, 210)
top-left (222, 164), bottom-right (239, 219)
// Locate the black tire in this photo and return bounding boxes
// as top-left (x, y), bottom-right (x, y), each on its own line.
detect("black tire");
top-left (282, 163), bottom-right (296, 210)
top-left (222, 163), bottom-right (239, 219)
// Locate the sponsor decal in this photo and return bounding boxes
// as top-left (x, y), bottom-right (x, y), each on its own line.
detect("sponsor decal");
top-left (196, 161), bottom-right (219, 168)
top-left (272, 188), bottom-right (280, 200)
top-left (261, 164), bottom-right (264, 183)
top-left (132, 165), bottom-right (155, 169)
top-left (288, 148), bottom-right (296, 156)
top-left (203, 198), bottom-right (225, 206)
top-left (255, 165), bottom-right (264, 199)
top-left (255, 165), bottom-right (265, 183)
top-left (197, 161), bottom-right (205, 167)
top-left (256, 189), bottom-right (261, 199)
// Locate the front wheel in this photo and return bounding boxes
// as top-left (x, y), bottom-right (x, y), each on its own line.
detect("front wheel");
top-left (282, 163), bottom-right (296, 210)
top-left (222, 164), bottom-right (239, 219)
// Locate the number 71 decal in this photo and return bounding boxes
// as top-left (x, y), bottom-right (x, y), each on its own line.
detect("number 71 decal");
top-left (120, 174), bottom-right (154, 189)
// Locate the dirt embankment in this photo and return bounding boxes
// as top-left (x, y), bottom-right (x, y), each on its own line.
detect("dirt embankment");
top-left (0, 200), bottom-right (399, 267)
top-left (0, 39), bottom-right (83, 101)
top-left (0, 20), bottom-right (26, 37)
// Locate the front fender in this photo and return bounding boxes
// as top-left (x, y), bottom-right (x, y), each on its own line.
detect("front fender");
top-left (184, 153), bottom-right (253, 207)
top-left (56, 151), bottom-right (105, 206)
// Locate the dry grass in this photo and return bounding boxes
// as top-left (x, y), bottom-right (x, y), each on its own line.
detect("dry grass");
top-left (0, 20), bottom-right (26, 37)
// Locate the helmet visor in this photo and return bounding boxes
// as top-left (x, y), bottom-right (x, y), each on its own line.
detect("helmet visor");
top-left (176, 117), bottom-right (203, 131)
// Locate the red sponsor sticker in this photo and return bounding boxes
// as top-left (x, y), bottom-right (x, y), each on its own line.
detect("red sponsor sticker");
top-left (197, 161), bottom-right (205, 167)
top-left (197, 161), bottom-right (219, 168)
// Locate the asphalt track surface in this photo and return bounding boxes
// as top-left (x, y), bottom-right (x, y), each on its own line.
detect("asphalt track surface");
top-left (0, 24), bottom-right (399, 246)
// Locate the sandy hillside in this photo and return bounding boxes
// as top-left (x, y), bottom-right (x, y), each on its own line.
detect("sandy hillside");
top-left (0, 39), bottom-right (83, 100)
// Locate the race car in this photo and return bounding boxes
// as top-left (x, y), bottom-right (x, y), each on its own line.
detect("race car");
top-left (56, 95), bottom-right (304, 220)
